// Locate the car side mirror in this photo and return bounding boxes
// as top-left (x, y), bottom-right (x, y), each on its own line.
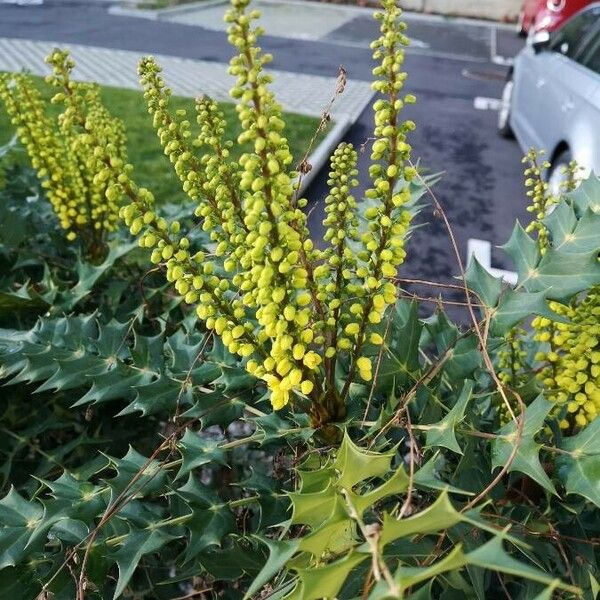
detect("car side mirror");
top-left (530, 31), bottom-right (551, 53)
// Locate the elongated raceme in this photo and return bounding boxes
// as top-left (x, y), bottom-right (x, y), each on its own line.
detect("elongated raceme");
top-left (123, 0), bottom-right (416, 423)
top-left (0, 50), bottom-right (127, 259)
top-left (515, 150), bottom-right (600, 430)
top-left (340, 0), bottom-right (415, 386)
top-left (0, 72), bottom-right (88, 238)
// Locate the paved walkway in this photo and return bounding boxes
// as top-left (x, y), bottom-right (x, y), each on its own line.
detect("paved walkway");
top-left (0, 37), bottom-right (373, 120)
top-left (157, 0), bottom-right (360, 41)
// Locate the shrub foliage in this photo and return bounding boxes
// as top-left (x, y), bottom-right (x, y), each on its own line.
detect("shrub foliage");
top-left (0, 0), bottom-right (599, 598)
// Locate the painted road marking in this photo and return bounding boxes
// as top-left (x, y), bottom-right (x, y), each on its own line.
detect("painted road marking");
top-left (489, 28), bottom-right (515, 67)
top-left (467, 238), bottom-right (517, 285)
top-left (474, 96), bottom-right (502, 111)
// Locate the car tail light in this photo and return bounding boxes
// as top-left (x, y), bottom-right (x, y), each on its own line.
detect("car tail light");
top-left (547, 0), bottom-right (565, 11)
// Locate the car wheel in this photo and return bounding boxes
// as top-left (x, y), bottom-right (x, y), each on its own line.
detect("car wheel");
top-left (498, 73), bottom-right (514, 138)
top-left (547, 149), bottom-right (573, 197)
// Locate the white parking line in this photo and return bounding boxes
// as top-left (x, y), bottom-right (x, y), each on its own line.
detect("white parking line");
top-left (467, 239), bottom-right (517, 285)
top-left (489, 28), bottom-right (515, 68)
top-left (474, 96), bottom-right (502, 111)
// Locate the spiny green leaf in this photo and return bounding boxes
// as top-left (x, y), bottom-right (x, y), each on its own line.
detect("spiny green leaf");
top-left (393, 544), bottom-right (467, 592)
top-left (347, 464), bottom-right (409, 517)
top-left (524, 248), bottom-right (600, 300)
top-left (0, 488), bottom-right (42, 568)
top-left (245, 538), bottom-right (300, 599)
top-left (556, 416), bottom-right (600, 508)
top-left (380, 491), bottom-right (463, 546)
top-left (552, 207), bottom-right (600, 253)
top-left (466, 535), bottom-right (574, 592)
top-left (465, 257), bottom-right (502, 307)
top-left (297, 465), bottom-right (335, 494)
top-left (425, 380), bottom-right (473, 454)
top-left (333, 431), bottom-right (395, 489)
top-left (543, 201), bottom-right (576, 248)
top-left (298, 517), bottom-right (356, 556)
top-left (176, 429), bottom-right (227, 480)
top-left (288, 485), bottom-right (340, 529)
top-left (113, 528), bottom-right (175, 599)
top-left (501, 222), bottom-right (540, 283)
top-left (293, 551), bottom-right (368, 600)
top-left (491, 395), bottom-right (557, 495)
top-left (184, 507), bottom-right (236, 562)
top-left (566, 172), bottom-right (600, 215)
top-left (105, 447), bottom-right (167, 499)
top-left (62, 240), bottom-right (137, 310)
top-left (491, 289), bottom-right (563, 337)
top-left (118, 375), bottom-right (191, 416)
top-left (374, 300), bottom-right (422, 390)
top-left (413, 454), bottom-right (474, 496)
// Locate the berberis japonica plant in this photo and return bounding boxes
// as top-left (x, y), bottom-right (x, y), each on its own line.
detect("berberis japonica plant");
top-left (0, 0), bottom-right (599, 598)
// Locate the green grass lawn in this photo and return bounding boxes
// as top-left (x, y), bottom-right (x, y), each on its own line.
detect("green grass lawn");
top-left (0, 78), bottom-right (321, 204)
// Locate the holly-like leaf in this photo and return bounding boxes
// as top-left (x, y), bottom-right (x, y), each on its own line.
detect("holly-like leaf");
top-left (491, 289), bottom-right (563, 336)
top-left (118, 375), bottom-right (191, 416)
top-left (523, 248), bottom-right (600, 300)
top-left (556, 416), bottom-right (600, 508)
top-left (426, 380), bottom-right (473, 454)
top-left (413, 454), bottom-right (474, 496)
top-left (543, 201), bottom-right (576, 249)
top-left (61, 240), bottom-right (137, 310)
top-left (0, 488), bottom-right (42, 569)
top-left (466, 536), bottom-right (572, 592)
top-left (380, 492), bottom-right (463, 546)
top-left (105, 447), bottom-right (167, 499)
top-left (566, 172), bottom-right (600, 215)
top-left (333, 431), bottom-right (395, 489)
top-left (501, 222), bottom-right (540, 283)
top-left (298, 517), bottom-right (356, 557)
top-left (113, 528), bottom-right (175, 599)
top-left (465, 257), bottom-right (502, 307)
top-left (347, 465), bottom-right (409, 517)
top-left (288, 485), bottom-right (339, 529)
top-left (245, 538), bottom-right (300, 599)
top-left (491, 395), bottom-right (557, 495)
top-left (555, 207), bottom-right (600, 253)
top-left (373, 300), bottom-right (422, 390)
top-left (176, 429), bottom-right (226, 480)
top-left (293, 551), bottom-right (368, 600)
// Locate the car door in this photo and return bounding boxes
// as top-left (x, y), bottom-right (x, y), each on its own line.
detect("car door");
top-left (576, 34), bottom-right (600, 175)
top-left (540, 10), bottom-right (600, 166)
top-left (511, 6), bottom-right (600, 153)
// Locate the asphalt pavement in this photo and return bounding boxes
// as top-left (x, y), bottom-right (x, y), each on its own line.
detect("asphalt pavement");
top-left (0, 0), bottom-right (529, 310)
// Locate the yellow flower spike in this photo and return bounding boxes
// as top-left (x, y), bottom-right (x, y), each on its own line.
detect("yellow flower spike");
top-left (0, 57), bottom-right (127, 258)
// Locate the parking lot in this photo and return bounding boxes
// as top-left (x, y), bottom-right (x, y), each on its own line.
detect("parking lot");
top-left (0, 0), bottom-right (528, 291)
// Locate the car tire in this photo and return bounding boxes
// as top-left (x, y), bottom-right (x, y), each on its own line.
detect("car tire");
top-left (498, 72), bottom-right (514, 139)
top-left (547, 149), bottom-right (573, 196)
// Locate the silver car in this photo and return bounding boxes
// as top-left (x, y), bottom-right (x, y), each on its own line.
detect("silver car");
top-left (499, 3), bottom-right (600, 191)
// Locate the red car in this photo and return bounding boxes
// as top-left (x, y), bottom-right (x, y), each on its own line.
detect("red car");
top-left (517, 0), bottom-right (596, 35)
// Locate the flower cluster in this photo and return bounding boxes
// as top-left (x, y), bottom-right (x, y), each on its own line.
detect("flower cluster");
top-left (533, 297), bottom-right (600, 428)
top-left (522, 149), bottom-right (554, 252)
top-left (519, 150), bottom-right (600, 430)
top-left (117, 0), bottom-right (416, 423)
top-left (0, 50), bottom-right (127, 259)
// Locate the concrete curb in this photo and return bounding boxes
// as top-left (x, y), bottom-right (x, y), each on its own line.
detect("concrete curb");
top-left (110, 0), bottom-right (520, 25)
top-left (298, 115), bottom-right (353, 196)
top-left (109, 0), bottom-right (226, 20)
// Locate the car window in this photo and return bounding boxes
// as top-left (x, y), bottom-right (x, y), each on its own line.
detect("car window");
top-left (582, 35), bottom-right (600, 74)
top-left (549, 6), bottom-right (600, 60)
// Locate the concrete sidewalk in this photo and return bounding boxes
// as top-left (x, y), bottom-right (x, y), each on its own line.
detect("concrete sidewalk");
top-left (0, 37), bottom-right (373, 121)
